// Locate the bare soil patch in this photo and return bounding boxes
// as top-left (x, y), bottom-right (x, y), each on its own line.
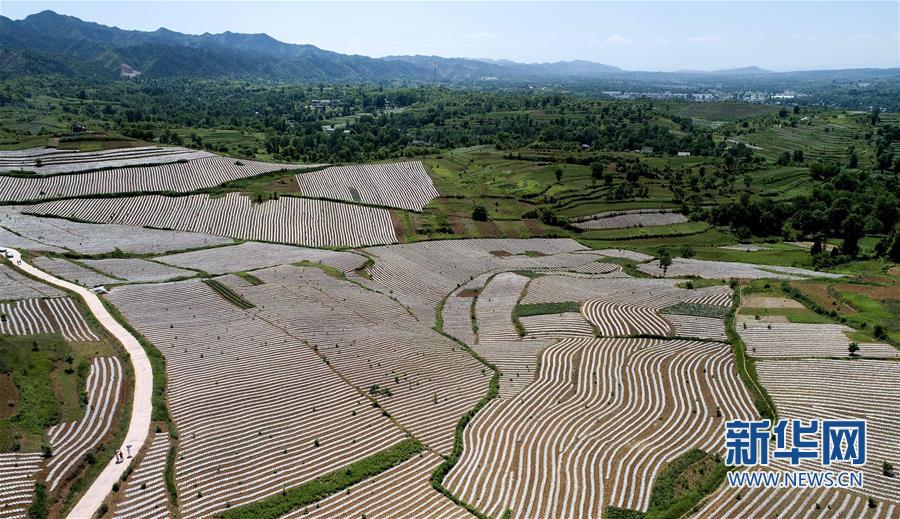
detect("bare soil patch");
top-left (489, 250), bottom-right (512, 257)
top-left (792, 282), bottom-right (857, 314)
top-left (742, 295), bottom-right (803, 308)
top-left (388, 210), bottom-right (405, 243)
top-left (0, 374), bottom-right (19, 419)
top-left (449, 215), bottom-right (468, 235)
top-left (835, 283), bottom-right (900, 301)
top-left (523, 219), bottom-right (543, 235)
top-left (457, 289), bottom-right (480, 298)
top-left (474, 220), bottom-right (502, 238)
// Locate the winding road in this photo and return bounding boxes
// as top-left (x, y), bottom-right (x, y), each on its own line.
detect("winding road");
top-left (3, 248), bottom-right (153, 519)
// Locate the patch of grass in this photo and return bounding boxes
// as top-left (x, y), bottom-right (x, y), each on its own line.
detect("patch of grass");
top-left (235, 272), bottom-right (264, 286)
top-left (836, 290), bottom-right (899, 344)
top-left (737, 306), bottom-right (836, 324)
top-left (27, 483), bottom-right (48, 518)
top-left (692, 243), bottom-right (811, 268)
top-left (579, 221), bottom-right (710, 241)
top-left (165, 444), bottom-right (178, 506)
top-left (661, 303), bottom-right (730, 319)
top-left (644, 449), bottom-right (727, 519)
top-left (0, 334), bottom-right (81, 451)
top-left (202, 279), bottom-right (255, 309)
top-left (291, 260), bottom-right (346, 280)
top-left (514, 302), bottom-right (581, 318)
top-left (676, 278), bottom-right (725, 289)
top-left (218, 438), bottom-right (423, 519)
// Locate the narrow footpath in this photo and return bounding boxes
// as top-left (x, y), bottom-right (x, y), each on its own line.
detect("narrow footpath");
top-left (4, 248), bottom-right (153, 519)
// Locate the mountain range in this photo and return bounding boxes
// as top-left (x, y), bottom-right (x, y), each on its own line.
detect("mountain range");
top-left (0, 10), bottom-right (896, 83)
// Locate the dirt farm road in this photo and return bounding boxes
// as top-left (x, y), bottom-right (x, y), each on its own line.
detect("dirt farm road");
top-left (4, 248), bottom-right (153, 519)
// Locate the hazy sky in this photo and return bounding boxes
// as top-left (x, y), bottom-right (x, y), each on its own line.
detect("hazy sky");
top-left (3, 1), bottom-right (898, 71)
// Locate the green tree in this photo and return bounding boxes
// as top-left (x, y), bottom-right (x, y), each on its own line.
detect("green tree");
top-left (870, 107), bottom-right (881, 125)
top-left (848, 148), bottom-right (859, 169)
top-left (841, 215), bottom-right (862, 258)
top-left (657, 249), bottom-right (672, 274)
top-left (810, 236), bottom-right (823, 256)
top-left (590, 161), bottom-right (606, 183)
top-left (472, 205), bottom-right (488, 221)
top-left (554, 167), bottom-right (563, 184)
top-left (848, 342), bottom-right (860, 356)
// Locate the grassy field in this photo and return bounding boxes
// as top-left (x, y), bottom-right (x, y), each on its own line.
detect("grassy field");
top-left (664, 102), bottom-right (782, 122)
top-left (0, 334), bottom-right (89, 451)
top-left (725, 113), bottom-right (875, 167)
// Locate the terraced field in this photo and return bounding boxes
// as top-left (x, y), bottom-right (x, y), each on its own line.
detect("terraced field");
top-left (731, 121), bottom-right (864, 165)
top-left (108, 278), bottom-right (410, 517)
top-left (2, 153), bottom-right (894, 519)
top-left (33, 256), bottom-right (119, 287)
top-left (363, 238), bottom-right (610, 322)
top-left (0, 453), bottom-right (43, 518)
top-left (0, 156), bottom-right (314, 202)
top-left (81, 258), bottom-right (195, 283)
top-left (0, 146), bottom-right (210, 175)
top-left (46, 356), bottom-right (124, 490)
top-left (296, 161), bottom-right (439, 211)
top-left (1, 207), bottom-right (233, 255)
top-left (0, 297), bottom-right (99, 341)
top-left (0, 263), bottom-right (64, 299)
top-left (697, 359), bottom-right (900, 518)
top-left (573, 209), bottom-right (688, 230)
top-left (112, 431), bottom-right (171, 519)
top-left (285, 452), bottom-right (469, 518)
top-left (106, 262), bottom-right (489, 516)
top-left (445, 337), bottom-right (757, 517)
top-left (697, 484), bottom-right (896, 518)
top-left (155, 241), bottom-right (365, 275)
top-left (739, 321), bottom-right (899, 358)
top-left (638, 258), bottom-right (844, 280)
top-left (26, 193), bottom-right (397, 247)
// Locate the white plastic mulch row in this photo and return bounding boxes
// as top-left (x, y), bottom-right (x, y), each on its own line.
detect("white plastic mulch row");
top-left (574, 211), bottom-right (687, 230)
top-left (80, 259), bottom-right (195, 284)
top-left (0, 264), bottom-right (64, 300)
top-left (0, 207), bottom-right (232, 255)
top-left (696, 482), bottom-right (895, 519)
top-left (753, 359), bottom-right (900, 504)
top-left (33, 256), bottom-right (119, 287)
top-left (364, 238), bottom-right (596, 323)
top-left (0, 453), bottom-right (43, 518)
top-left (662, 314), bottom-right (727, 341)
top-left (25, 193), bottom-right (397, 248)
top-left (107, 268), bottom-right (461, 518)
top-left (284, 451), bottom-right (469, 519)
top-left (154, 242), bottom-right (366, 276)
top-left (0, 297), bottom-right (98, 341)
top-left (0, 156), bottom-right (314, 202)
top-left (519, 312), bottom-right (595, 339)
top-left (113, 431), bottom-right (171, 519)
top-left (475, 272), bottom-right (531, 342)
top-left (738, 321), bottom-right (899, 358)
top-left (444, 337), bottom-right (758, 517)
top-left (638, 258), bottom-right (843, 280)
top-left (296, 161), bottom-right (439, 211)
top-left (0, 146), bottom-right (212, 175)
top-left (46, 357), bottom-right (123, 490)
